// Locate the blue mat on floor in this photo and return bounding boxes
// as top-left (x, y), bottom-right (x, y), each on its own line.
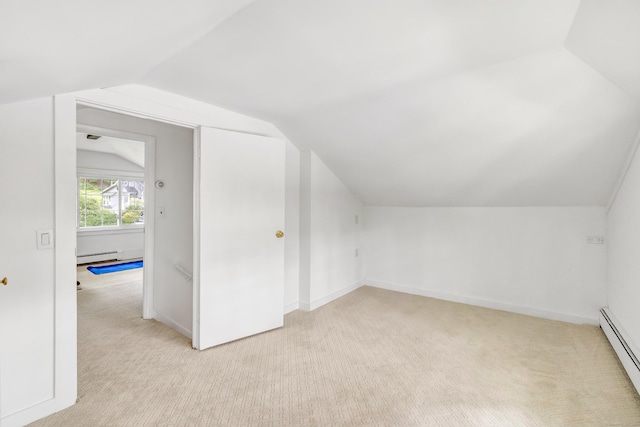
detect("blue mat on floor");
top-left (87, 260), bottom-right (143, 275)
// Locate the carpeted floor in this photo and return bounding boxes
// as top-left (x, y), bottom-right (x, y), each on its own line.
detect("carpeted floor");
top-left (31, 266), bottom-right (640, 426)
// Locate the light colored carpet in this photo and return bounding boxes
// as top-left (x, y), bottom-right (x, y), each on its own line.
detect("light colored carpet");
top-left (31, 265), bottom-right (640, 426)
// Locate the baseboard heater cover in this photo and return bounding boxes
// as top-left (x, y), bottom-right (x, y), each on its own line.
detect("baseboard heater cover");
top-left (77, 250), bottom-right (120, 264)
top-left (78, 250), bottom-right (118, 258)
top-left (600, 308), bottom-right (640, 395)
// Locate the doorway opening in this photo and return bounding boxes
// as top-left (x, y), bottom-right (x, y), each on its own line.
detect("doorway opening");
top-left (52, 90), bottom-right (288, 414)
top-left (75, 105), bottom-right (195, 339)
top-left (75, 130), bottom-right (146, 298)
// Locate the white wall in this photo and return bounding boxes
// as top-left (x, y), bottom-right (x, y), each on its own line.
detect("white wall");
top-left (77, 108), bottom-right (194, 337)
top-left (364, 207), bottom-right (607, 324)
top-left (299, 151), bottom-right (364, 310)
top-left (284, 141), bottom-right (301, 312)
top-left (0, 98), bottom-right (57, 425)
top-left (77, 229), bottom-right (144, 264)
top-left (608, 137), bottom-right (640, 354)
top-left (76, 149), bottom-right (145, 263)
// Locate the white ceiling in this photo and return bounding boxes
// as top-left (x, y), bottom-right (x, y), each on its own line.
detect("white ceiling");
top-left (142, 0), bottom-right (582, 119)
top-left (76, 133), bottom-right (145, 168)
top-left (566, 0), bottom-right (640, 101)
top-left (0, 0), bottom-right (255, 104)
top-left (3, 0), bottom-right (640, 206)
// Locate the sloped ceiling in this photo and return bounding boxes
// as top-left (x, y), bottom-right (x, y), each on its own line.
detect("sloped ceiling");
top-left (2, 0), bottom-right (640, 206)
top-left (565, 0), bottom-right (640, 101)
top-left (0, 0), bottom-right (255, 104)
top-left (76, 133), bottom-right (145, 168)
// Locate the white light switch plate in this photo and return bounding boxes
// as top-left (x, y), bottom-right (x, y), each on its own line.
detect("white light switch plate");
top-left (37, 229), bottom-right (54, 249)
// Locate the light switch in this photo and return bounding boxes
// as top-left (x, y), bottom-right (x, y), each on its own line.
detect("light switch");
top-left (37, 229), bottom-right (54, 249)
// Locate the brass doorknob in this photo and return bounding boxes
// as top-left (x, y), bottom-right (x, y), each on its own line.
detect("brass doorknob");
top-left (275, 230), bottom-right (284, 239)
top-left (1, 277), bottom-right (7, 286)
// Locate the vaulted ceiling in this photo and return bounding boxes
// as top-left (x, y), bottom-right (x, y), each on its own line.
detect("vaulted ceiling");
top-left (2, 0), bottom-right (640, 206)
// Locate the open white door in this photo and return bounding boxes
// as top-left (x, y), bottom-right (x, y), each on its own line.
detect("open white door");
top-left (194, 127), bottom-right (285, 350)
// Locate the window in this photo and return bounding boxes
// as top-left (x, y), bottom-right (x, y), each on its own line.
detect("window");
top-left (78, 177), bottom-right (144, 228)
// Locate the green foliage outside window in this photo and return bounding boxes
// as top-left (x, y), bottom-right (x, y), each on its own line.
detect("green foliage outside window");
top-left (79, 196), bottom-right (118, 227)
top-left (122, 202), bottom-right (144, 224)
top-left (78, 177), bottom-right (144, 228)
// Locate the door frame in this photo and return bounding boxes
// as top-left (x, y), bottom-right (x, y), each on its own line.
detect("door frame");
top-left (75, 123), bottom-right (156, 319)
top-left (53, 87), bottom-right (286, 414)
top-left (54, 92), bottom-right (199, 413)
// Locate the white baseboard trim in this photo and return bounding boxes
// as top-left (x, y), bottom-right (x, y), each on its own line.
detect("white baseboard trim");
top-left (299, 301), bottom-right (311, 311)
top-left (1, 397), bottom-right (57, 427)
top-left (284, 301), bottom-right (299, 314)
top-left (299, 280), bottom-right (365, 312)
top-left (365, 280), bottom-right (599, 325)
top-left (117, 248), bottom-right (144, 261)
top-left (600, 308), bottom-right (640, 395)
top-left (154, 311), bottom-right (192, 339)
top-left (77, 252), bottom-right (118, 264)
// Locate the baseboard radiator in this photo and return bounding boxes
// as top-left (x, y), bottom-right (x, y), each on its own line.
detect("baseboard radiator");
top-left (600, 308), bottom-right (640, 395)
top-left (77, 250), bottom-right (119, 264)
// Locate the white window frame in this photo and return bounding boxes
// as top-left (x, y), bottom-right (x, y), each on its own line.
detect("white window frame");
top-left (77, 168), bottom-right (144, 232)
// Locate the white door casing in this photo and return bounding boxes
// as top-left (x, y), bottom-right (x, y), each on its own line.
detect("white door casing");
top-left (3, 86), bottom-right (289, 426)
top-left (194, 127), bottom-right (285, 350)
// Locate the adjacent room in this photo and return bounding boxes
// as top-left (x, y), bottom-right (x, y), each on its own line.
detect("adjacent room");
top-left (1, 0), bottom-right (640, 425)
top-left (75, 129), bottom-right (146, 297)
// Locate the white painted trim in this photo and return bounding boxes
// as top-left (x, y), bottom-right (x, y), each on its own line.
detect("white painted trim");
top-left (75, 123), bottom-right (156, 321)
top-left (154, 311), bottom-right (192, 339)
top-left (75, 93), bottom-right (198, 129)
top-left (76, 168), bottom-right (144, 179)
top-left (77, 227), bottom-right (144, 237)
top-left (284, 302), bottom-right (299, 314)
top-left (300, 280), bottom-right (365, 312)
top-left (1, 398), bottom-right (56, 427)
top-left (103, 85), bottom-right (284, 138)
top-left (299, 301), bottom-right (311, 311)
top-left (298, 151), bottom-right (312, 306)
top-left (77, 253), bottom-right (118, 265)
top-left (365, 280), bottom-right (599, 325)
top-left (191, 128), bottom-right (202, 350)
top-left (142, 136), bottom-right (156, 321)
top-left (607, 128), bottom-right (640, 213)
top-left (53, 94), bottom-right (79, 415)
top-left (600, 308), bottom-right (640, 395)
top-left (73, 88), bottom-right (286, 139)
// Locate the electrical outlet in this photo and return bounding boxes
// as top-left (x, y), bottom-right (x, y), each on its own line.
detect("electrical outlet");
top-left (586, 236), bottom-right (604, 245)
top-left (355, 248), bottom-right (359, 257)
